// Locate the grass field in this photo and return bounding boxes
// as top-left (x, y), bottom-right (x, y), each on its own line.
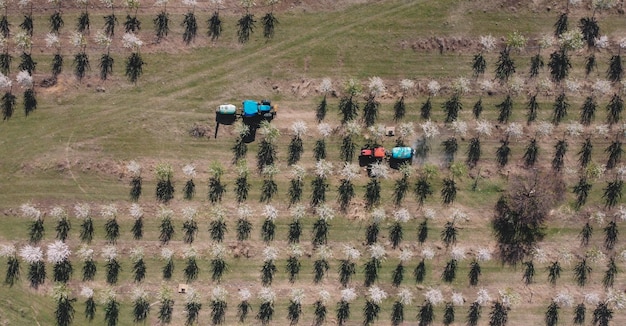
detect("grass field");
top-left (0, 0), bottom-right (625, 325)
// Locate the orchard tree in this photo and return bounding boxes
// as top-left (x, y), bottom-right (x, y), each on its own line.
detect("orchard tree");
top-left (339, 79), bottom-right (362, 124)
top-left (257, 121), bottom-right (279, 172)
top-left (236, 205), bottom-right (253, 241)
top-left (208, 162), bottom-right (226, 203)
top-left (210, 286), bottom-right (228, 325)
top-left (314, 122), bottom-right (332, 161)
top-left (473, 35), bottom-right (496, 77)
top-left (123, 33), bottom-right (145, 84)
top-left (155, 163), bottom-right (174, 203)
top-left (262, 0), bottom-right (279, 39)
top-left (288, 121), bottom-right (307, 165)
top-left (232, 122), bottom-right (249, 163)
top-left (234, 160), bottom-right (250, 203)
top-left (364, 76), bottom-right (385, 126)
top-left (70, 32), bottom-right (89, 82)
top-left (154, 0), bottom-right (170, 41)
top-left (182, 0), bottom-right (198, 44)
top-left (238, 0), bottom-right (255, 43)
top-left (123, 0), bottom-right (141, 33)
top-left (394, 79), bottom-right (414, 121)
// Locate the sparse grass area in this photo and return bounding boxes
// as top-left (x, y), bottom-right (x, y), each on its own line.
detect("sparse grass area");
top-left (0, 0), bottom-right (625, 325)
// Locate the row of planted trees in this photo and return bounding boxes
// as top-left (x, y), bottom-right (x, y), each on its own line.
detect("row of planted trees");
top-left (0, 0), bottom-right (280, 45)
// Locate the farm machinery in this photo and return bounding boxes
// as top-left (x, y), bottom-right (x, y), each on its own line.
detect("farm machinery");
top-left (214, 99), bottom-right (277, 139)
top-left (359, 144), bottom-right (415, 171)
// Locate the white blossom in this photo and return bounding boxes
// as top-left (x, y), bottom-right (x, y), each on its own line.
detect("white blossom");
top-left (258, 287), bottom-right (276, 303)
top-left (371, 208), bottom-right (386, 223)
top-left (50, 206), bottom-right (67, 220)
top-left (0, 244), bottom-right (16, 258)
top-left (606, 289), bottom-right (626, 310)
top-left (475, 120), bottom-right (493, 136)
top-left (0, 72), bottom-right (9, 89)
top-left (239, 288), bottom-right (252, 301)
top-left (263, 205), bottom-right (278, 221)
top-left (182, 0), bottom-right (197, 6)
top-left (368, 124), bottom-right (386, 140)
top-left (46, 33), bottom-right (61, 48)
top-left (452, 292), bottom-right (465, 306)
top-left (289, 244), bottom-right (303, 257)
top-left (421, 120), bottom-right (440, 139)
top-left (398, 288), bottom-right (413, 305)
top-left (369, 244), bottom-right (386, 260)
top-left (208, 286), bottom-right (227, 302)
top-left (77, 246), bottom-right (94, 261)
top-left (319, 78), bottom-right (332, 93)
top-left (595, 35), bottom-right (609, 49)
top-left (368, 286), bottom-right (388, 304)
top-left (94, 30), bottom-right (112, 48)
top-left (398, 122), bottom-right (415, 138)
top-left (185, 288), bottom-right (201, 305)
top-left (592, 211), bottom-right (606, 225)
top-left (399, 248), bottom-right (413, 263)
top-left (554, 292), bottom-right (574, 307)
top-left (128, 203), bottom-right (143, 220)
top-left (132, 288), bottom-right (148, 302)
top-left (263, 246), bottom-right (278, 261)
top-left (290, 164), bottom-right (306, 180)
top-left (315, 159), bottom-right (333, 178)
top-left (586, 248), bottom-right (606, 264)
top-left (160, 208), bottom-right (175, 220)
top-left (47, 241), bottom-right (71, 264)
top-left (499, 288), bottom-right (520, 308)
top-left (452, 77), bottom-right (471, 94)
top-left (290, 204), bottom-right (306, 221)
top-left (16, 70), bottom-right (32, 89)
top-left (616, 206), bottom-right (626, 221)
top-left (290, 289), bottom-right (305, 304)
top-left (508, 76), bottom-right (524, 94)
top-left (535, 121), bottom-right (554, 137)
top-left (317, 245), bottom-right (333, 260)
top-left (317, 123), bottom-right (332, 137)
top-left (237, 205), bottom-right (252, 220)
top-left (234, 122), bottom-right (250, 137)
top-left (537, 78), bottom-right (554, 93)
top-left (593, 0), bottom-right (615, 10)
top-left (13, 31), bottom-right (31, 49)
top-left (101, 246), bottom-right (118, 261)
top-left (69, 32), bottom-right (86, 48)
top-left (422, 247), bottom-right (435, 260)
top-left (345, 121), bottom-right (361, 135)
top-left (19, 245), bottom-right (43, 264)
top-left (449, 120), bottom-right (468, 137)
top-left (122, 33), bottom-right (143, 50)
top-left (125, 160), bottom-right (141, 176)
top-left (451, 209), bottom-right (468, 222)
top-left (565, 79), bottom-right (582, 93)
top-left (451, 247), bottom-right (466, 261)
top-left (569, 0), bottom-right (582, 5)
top-left (476, 248), bottom-right (492, 262)
top-left (20, 203), bottom-right (41, 220)
top-left (427, 80), bottom-right (441, 96)
top-left (261, 164), bottom-right (279, 177)
top-left (124, 0), bottom-right (139, 8)
top-left (506, 31), bottom-right (527, 50)
top-left (479, 35), bottom-right (497, 51)
top-left (181, 207), bottom-right (196, 221)
top-left (400, 79), bottom-right (415, 93)
top-left (476, 288), bottom-right (491, 305)
top-left (559, 249), bottom-right (574, 265)
top-left (585, 293), bottom-right (601, 305)
top-left (80, 286), bottom-right (94, 299)
top-left (341, 288), bottom-right (357, 302)
top-left (423, 208), bottom-right (436, 220)
top-left (342, 245), bottom-right (361, 260)
top-left (100, 288), bottom-right (117, 304)
top-left (74, 203), bottom-right (91, 219)
top-left (620, 38), bottom-right (626, 49)
top-left (161, 248), bottom-right (174, 260)
top-left (617, 166), bottom-right (626, 181)
top-left (369, 162), bottom-right (389, 179)
top-left (424, 288), bottom-right (444, 305)
top-left (316, 204), bottom-right (335, 221)
top-left (479, 79), bottom-right (495, 92)
top-left (592, 79), bottom-right (612, 96)
top-left (182, 164), bottom-right (196, 177)
top-left (393, 208), bottom-right (411, 223)
top-left (154, 0), bottom-right (168, 5)
top-left (368, 76), bottom-right (386, 97)
top-left (595, 124), bottom-right (610, 136)
top-left (183, 246), bottom-right (197, 259)
top-left (291, 120), bottom-right (308, 138)
top-left (100, 204), bottom-right (118, 219)
top-left (100, 0), bottom-right (114, 7)
top-left (559, 30), bottom-right (584, 51)
top-left (505, 122), bottom-right (524, 139)
top-left (340, 162), bottom-right (360, 181)
top-left (566, 121), bottom-right (585, 137)
top-left (318, 290), bottom-right (331, 304)
top-left (532, 247), bottom-right (548, 264)
top-left (128, 247), bottom-right (143, 262)
top-left (539, 34), bottom-right (555, 49)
